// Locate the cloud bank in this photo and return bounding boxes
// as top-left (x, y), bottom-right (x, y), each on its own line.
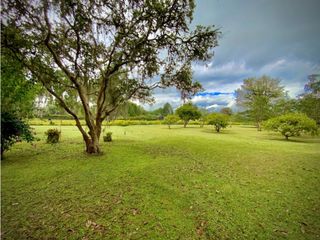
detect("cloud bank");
top-left (140, 0), bottom-right (320, 111)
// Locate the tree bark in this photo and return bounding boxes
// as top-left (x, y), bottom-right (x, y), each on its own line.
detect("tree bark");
top-left (184, 121), bottom-right (188, 128)
top-left (85, 138), bottom-right (100, 154)
top-left (257, 122), bottom-right (262, 131)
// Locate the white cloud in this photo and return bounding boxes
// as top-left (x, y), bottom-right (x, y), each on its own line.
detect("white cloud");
top-left (137, 58), bottom-right (319, 111)
top-left (206, 104), bottom-right (219, 109)
top-left (193, 60), bottom-right (252, 77)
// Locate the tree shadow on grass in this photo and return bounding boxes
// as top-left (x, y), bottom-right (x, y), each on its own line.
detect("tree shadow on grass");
top-left (265, 137), bottom-right (320, 144)
top-left (201, 128), bottom-right (235, 135)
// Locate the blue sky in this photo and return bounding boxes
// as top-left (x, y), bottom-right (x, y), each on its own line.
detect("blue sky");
top-left (142, 0), bottom-right (320, 111)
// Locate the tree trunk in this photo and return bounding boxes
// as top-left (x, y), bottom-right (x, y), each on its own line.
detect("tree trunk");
top-left (84, 128), bottom-right (101, 154)
top-left (85, 138), bottom-right (100, 154)
top-left (285, 135), bottom-right (289, 140)
top-left (79, 119), bottom-right (103, 155)
top-left (257, 122), bottom-right (262, 131)
top-left (184, 121), bottom-right (188, 128)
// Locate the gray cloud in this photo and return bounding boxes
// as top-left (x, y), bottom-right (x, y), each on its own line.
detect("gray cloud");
top-left (140, 0), bottom-right (320, 111)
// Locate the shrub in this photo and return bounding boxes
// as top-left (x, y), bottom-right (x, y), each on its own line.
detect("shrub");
top-left (1, 111), bottom-right (35, 157)
top-left (263, 113), bottom-right (318, 140)
top-left (176, 103), bottom-right (201, 128)
top-left (207, 113), bottom-right (230, 132)
top-left (45, 128), bottom-right (61, 143)
top-left (103, 132), bottom-right (112, 142)
top-left (164, 115), bottom-right (180, 129)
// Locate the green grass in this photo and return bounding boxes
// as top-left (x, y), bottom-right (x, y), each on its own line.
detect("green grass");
top-left (2, 125), bottom-right (320, 239)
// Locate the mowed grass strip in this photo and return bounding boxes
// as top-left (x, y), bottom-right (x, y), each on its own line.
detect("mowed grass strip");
top-left (2, 125), bottom-right (320, 239)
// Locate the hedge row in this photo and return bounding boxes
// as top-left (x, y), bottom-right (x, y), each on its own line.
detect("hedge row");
top-left (29, 119), bottom-right (205, 126)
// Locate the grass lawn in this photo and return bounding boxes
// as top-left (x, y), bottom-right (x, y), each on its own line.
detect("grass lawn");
top-left (1, 125), bottom-right (320, 239)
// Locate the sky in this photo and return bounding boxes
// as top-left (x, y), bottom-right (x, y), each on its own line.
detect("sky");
top-left (142, 0), bottom-right (320, 111)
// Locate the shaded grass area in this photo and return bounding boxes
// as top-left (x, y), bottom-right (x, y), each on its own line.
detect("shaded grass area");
top-left (2, 125), bottom-right (320, 239)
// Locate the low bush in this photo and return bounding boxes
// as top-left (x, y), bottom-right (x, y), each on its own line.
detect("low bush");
top-left (263, 113), bottom-right (318, 140)
top-left (207, 113), bottom-right (230, 132)
top-left (103, 132), bottom-right (112, 142)
top-left (1, 112), bottom-right (35, 157)
top-left (45, 128), bottom-right (61, 143)
top-left (164, 115), bottom-right (180, 129)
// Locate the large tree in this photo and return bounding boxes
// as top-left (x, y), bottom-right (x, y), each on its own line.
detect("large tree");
top-left (298, 74), bottom-right (320, 124)
top-left (162, 102), bottom-right (174, 116)
top-left (235, 76), bottom-right (284, 130)
top-left (2, 0), bottom-right (219, 154)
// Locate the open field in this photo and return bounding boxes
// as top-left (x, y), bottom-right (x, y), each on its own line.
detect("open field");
top-left (2, 125), bottom-right (320, 239)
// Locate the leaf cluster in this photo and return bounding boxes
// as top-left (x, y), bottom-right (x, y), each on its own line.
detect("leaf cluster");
top-left (1, 112), bottom-right (35, 156)
top-left (263, 113), bottom-right (318, 139)
top-left (175, 103), bottom-right (201, 122)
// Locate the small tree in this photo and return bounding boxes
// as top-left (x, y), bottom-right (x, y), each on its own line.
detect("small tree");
top-left (176, 103), bottom-right (201, 128)
top-left (207, 113), bottom-right (229, 133)
top-left (1, 112), bottom-right (34, 157)
top-left (264, 113), bottom-right (318, 140)
top-left (164, 115), bottom-right (180, 129)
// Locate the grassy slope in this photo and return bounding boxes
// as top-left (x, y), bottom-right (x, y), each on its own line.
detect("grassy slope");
top-left (2, 125), bottom-right (320, 239)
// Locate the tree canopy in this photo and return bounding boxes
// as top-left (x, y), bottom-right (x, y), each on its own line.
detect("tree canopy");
top-left (298, 75), bottom-right (320, 124)
top-left (162, 103), bottom-right (174, 116)
top-left (264, 113), bottom-right (318, 140)
top-left (1, 49), bottom-right (40, 117)
top-left (235, 75), bottom-right (285, 130)
top-left (176, 103), bottom-right (201, 127)
top-left (164, 114), bottom-right (180, 129)
top-left (2, 0), bottom-right (219, 154)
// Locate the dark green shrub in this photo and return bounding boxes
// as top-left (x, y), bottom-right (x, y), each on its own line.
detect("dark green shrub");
top-left (103, 132), bottom-right (112, 142)
top-left (45, 128), bottom-right (61, 143)
top-left (1, 111), bottom-right (35, 157)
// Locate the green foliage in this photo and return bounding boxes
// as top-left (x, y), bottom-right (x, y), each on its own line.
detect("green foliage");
top-left (236, 76), bottom-right (285, 130)
top-left (164, 115), bottom-right (180, 129)
top-left (298, 95), bottom-right (320, 124)
top-left (162, 103), bottom-right (174, 116)
top-left (297, 76), bottom-right (320, 124)
top-left (2, 0), bottom-right (219, 154)
top-left (264, 113), bottom-right (318, 140)
top-left (304, 74), bottom-right (320, 95)
top-left (207, 113), bottom-right (230, 132)
top-left (103, 132), bottom-right (112, 142)
top-left (45, 129), bottom-right (61, 144)
top-left (1, 112), bottom-right (34, 156)
top-left (176, 103), bottom-right (201, 127)
top-left (1, 50), bottom-right (40, 118)
top-left (272, 97), bottom-right (298, 116)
